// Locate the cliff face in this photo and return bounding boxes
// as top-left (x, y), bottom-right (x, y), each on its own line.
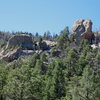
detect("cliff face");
top-left (0, 34), bottom-right (55, 62)
top-left (0, 34), bottom-right (35, 62)
top-left (0, 19), bottom-right (100, 62)
top-left (6, 34), bottom-right (34, 50)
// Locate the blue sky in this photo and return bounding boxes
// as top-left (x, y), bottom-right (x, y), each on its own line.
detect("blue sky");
top-left (0, 0), bottom-right (100, 35)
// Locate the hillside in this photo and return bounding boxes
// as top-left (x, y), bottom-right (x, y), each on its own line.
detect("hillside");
top-left (0, 19), bottom-right (100, 100)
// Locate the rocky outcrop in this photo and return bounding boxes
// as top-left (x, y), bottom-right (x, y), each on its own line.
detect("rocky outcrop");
top-left (39, 41), bottom-right (49, 51)
top-left (0, 34), bottom-right (54, 62)
top-left (94, 31), bottom-right (100, 44)
top-left (1, 48), bottom-right (34, 62)
top-left (90, 31), bottom-right (100, 48)
top-left (43, 40), bottom-right (57, 47)
top-left (0, 34), bottom-right (35, 62)
top-left (72, 19), bottom-right (85, 37)
top-left (6, 34), bottom-right (34, 50)
top-left (72, 19), bottom-right (94, 44)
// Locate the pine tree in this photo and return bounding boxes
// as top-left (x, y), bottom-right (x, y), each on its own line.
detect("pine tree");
top-left (44, 60), bottom-right (66, 100)
top-left (79, 66), bottom-right (100, 100)
top-left (0, 61), bottom-right (7, 100)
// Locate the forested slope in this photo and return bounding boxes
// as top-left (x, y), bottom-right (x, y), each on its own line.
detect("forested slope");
top-left (0, 19), bottom-right (100, 100)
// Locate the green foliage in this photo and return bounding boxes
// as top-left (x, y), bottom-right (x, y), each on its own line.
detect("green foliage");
top-left (79, 40), bottom-right (92, 55)
top-left (57, 26), bottom-right (70, 49)
top-left (0, 29), bottom-right (100, 100)
top-left (77, 56), bottom-right (87, 75)
top-left (40, 52), bottom-right (47, 62)
top-left (50, 47), bottom-right (55, 57)
top-left (70, 34), bottom-right (75, 43)
top-left (64, 49), bottom-right (78, 76)
top-left (44, 60), bottom-right (66, 100)
top-left (79, 66), bottom-right (100, 100)
top-left (34, 59), bottom-right (46, 74)
top-left (0, 42), bottom-right (6, 48)
top-left (43, 31), bottom-right (52, 40)
top-left (4, 65), bottom-right (44, 100)
top-left (29, 53), bottom-right (40, 67)
top-left (60, 26), bottom-right (69, 37)
top-left (0, 61), bottom-right (8, 100)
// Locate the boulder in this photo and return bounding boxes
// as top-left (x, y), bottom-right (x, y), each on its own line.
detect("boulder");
top-left (72, 19), bottom-right (94, 44)
top-left (43, 40), bottom-right (57, 47)
top-left (6, 34), bottom-right (34, 50)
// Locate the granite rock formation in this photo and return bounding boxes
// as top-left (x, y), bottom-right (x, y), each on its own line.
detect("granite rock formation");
top-left (6, 34), bottom-right (34, 50)
top-left (95, 31), bottom-right (100, 44)
top-left (0, 48), bottom-right (34, 62)
top-left (72, 19), bottom-right (94, 44)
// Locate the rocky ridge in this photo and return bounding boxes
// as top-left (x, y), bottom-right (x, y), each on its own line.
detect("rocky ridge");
top-left (0, 19), bottom-right (100, 62)
top-left (0, 34), bottom-right (56, 62)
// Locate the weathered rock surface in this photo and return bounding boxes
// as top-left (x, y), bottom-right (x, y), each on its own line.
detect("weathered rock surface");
top-left (43, 40), bottom-right (57, 47)
top-left (1, 48), bottom-right (34, 62)
top-left (37, 41), bottom-right (49, 51)
top-left (72, 19), bottom-right (85, 37)
top-left (91, 31), bottom-right (100, 48)
top-left (0, 34), bottom-right (54, 62)
top-left (94, 31), bottom-right (100, 44)
top-left (72, 19), bottom-right (94, 43)
top-left (6, 34), bottom-right (34, 50)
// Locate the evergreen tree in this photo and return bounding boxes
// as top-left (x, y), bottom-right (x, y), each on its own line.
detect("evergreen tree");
top-left (40, 52), bottom-right (47, 62)
top-left (29, 53), bottom-right (40, 68)
top-left (64, 49), bottom-right (78, 76)
top-left (0, 61), bottom-right (7, 100)
top-left (4, 65), bottom-right (44, 100)
top-left (34, 59), bottom-right (46, 74)
top-left (57, 26), bottom-right (70, 49)
top-left (79, 66), bottom-right (100, 100)
top-left (44, 60), bottom-right (66, 100)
